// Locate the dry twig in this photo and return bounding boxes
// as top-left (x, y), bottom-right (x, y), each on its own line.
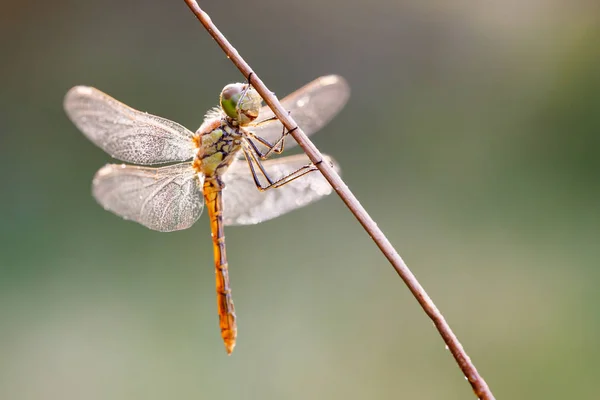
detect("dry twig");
top-left (183, 1), bottom-right (495, 399)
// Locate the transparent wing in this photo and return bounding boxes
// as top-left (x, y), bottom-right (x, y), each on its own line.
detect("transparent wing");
top-left (93, 162), bottom-right (204, 232)
top-left (64, 86), bottom-right (196, 165)
top-left (222, 155), bottom-right (338, 226)
top-left (245, 75), bottom-right (350, 154)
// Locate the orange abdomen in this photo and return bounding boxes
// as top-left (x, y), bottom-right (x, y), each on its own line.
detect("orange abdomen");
top-left (203, 178), bottom-right (237, 354)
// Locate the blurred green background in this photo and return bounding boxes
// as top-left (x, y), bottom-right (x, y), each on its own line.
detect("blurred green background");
top-left (1, 1), bottom-right (599, 399)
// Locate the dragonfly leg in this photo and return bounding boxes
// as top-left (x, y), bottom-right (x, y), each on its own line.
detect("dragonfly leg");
top-left (242, 145), bottom-right (317, 192)
top-left (245, 124), bottom-right (297, 160)
top-left (250, 115), bottom-right (279, 128)
top-left (236, 82), bottom-right (253, 116)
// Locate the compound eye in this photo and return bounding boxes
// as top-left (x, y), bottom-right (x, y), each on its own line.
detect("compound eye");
top-left (220, 83), bottom-right (245, 120)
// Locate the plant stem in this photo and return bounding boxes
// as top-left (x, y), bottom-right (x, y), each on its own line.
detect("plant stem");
top-left (183, 1), bottom-right (495, 399)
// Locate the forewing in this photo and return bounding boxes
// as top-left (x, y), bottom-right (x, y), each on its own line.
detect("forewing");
top-left (222, 155), bottom-right (339, 226)
top-left (64, 86), bottom-right (196, 165)
top-left (93, 162), bottom-right (204, 232)
top-left (247, 75), bottom-right (350, 153)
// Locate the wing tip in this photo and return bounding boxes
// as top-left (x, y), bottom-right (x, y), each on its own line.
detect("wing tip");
top-left (92, 163), bottom-right (127, 184)
top-left (64, 85), bottom-right (96, 113)
top-left (320, 74), bottom-right (349, 89)
top-left (64, 85), bottom-right (94, 100)
top-left (318, 75), bottom-right (351, 106)
top-left (320, 74), bottom-right (344, 84)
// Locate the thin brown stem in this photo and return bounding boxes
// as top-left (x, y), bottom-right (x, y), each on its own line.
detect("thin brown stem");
top-left (183, 1), bottom-right (495, 399)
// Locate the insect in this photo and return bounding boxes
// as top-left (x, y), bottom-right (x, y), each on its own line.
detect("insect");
top-left (64, 75), bottom-right (350, 354)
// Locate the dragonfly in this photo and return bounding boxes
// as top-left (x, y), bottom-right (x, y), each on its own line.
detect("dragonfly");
top-left (64, 75), bottom-right (350, 354)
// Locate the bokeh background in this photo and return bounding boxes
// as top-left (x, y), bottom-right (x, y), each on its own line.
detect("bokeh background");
top-left (1, 1), bottom-right (599, 399)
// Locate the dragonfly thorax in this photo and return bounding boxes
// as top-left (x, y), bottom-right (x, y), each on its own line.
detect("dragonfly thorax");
top-left (193, 118), bottom-right (244, 178)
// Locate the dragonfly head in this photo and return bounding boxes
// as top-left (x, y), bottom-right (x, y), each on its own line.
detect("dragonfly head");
top-left (220, 83), bottom-right (261, 125)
